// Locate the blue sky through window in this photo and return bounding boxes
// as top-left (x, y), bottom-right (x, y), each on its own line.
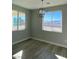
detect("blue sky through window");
top-left (19, 16), bottom-right (25, 25)
top-left (13, 16), bottom-right (17, 26)
top-left (19, 16), bottom-right (25, 20)
top-left (42, 10), bottom-right (62, 32)
top-left (43, 10), bottom-right (62, 22)
top-left (13, 16), bottom-right (26, 26)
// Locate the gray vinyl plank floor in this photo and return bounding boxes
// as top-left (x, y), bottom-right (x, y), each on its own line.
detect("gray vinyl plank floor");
top-left (12, 39), bottom-right (67, 59)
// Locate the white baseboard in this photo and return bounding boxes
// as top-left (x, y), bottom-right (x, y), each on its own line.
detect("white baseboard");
top-left (31, 37), bottom-right (67, 48)
top-left (12, 37), bottom-right (31, 45)
top-left (12, 36), bottom-right (67, 48)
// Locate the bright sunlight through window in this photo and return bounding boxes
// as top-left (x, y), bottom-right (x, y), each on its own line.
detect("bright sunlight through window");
top-left (12, 10), bottom-right (26, 31)
top-left (18, 12), bottom-right (26, 30)
top-left (12, 10), bottom-right (18, 31)
top-left (42, 10), bottom-right (62, 33)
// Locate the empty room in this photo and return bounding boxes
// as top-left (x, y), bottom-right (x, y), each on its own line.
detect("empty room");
top-left (12, 0), bottom-right (67, 59)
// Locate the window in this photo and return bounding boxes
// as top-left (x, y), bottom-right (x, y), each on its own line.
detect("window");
top-left (42, 10), bottom-right (62, 32)
top-left (18, 12), bottom-right (26, 30)
top-left (12, 10), bottom-right (26, 31)
top-left (12, 10), bottom-right (18, 31)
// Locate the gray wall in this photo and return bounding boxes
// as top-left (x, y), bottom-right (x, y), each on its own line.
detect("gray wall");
top-left (31, 4), bottom-right (67, 47)
top-left (12, 4), bottom-right (31, 43)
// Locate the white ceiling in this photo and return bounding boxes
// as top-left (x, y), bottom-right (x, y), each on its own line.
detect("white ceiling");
top-left (12, 0), bottom-right (67, 9)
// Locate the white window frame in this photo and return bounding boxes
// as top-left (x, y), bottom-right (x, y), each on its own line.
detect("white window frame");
top-left (42, 10), bottom-right (62, 33)
top-left (12, 10), bottom-right (26, 31)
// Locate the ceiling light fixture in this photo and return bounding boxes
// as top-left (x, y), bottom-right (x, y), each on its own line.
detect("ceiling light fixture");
top-left (39, 0), bottom-right (45, 16)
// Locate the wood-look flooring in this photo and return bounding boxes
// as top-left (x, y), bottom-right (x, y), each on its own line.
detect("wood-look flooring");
top-left (12, 39), bottom-right (67, 59)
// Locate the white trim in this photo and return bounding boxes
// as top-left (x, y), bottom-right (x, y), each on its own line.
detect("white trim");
top-left (31, 37), bottom-right (67, 48)
top-left (12, 37), bottom-right (67, 48)
top-left (12, 37), bottom-right (31, 45)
